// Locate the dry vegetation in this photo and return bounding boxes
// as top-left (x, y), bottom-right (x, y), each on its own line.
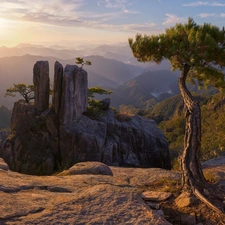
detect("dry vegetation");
top-left (138, 176), bottom-right (225, 224)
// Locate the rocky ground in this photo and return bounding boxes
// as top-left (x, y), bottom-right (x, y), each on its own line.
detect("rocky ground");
top-left (1, 157), bottom-right (225, 225)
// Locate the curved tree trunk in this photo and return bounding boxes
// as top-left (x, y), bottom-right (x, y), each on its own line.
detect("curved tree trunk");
top-left (178, 64), bottom-right (224, 214)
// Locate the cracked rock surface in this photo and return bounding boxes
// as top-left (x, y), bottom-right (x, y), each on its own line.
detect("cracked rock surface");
top-left (0, 159), bottom-right (178, 224)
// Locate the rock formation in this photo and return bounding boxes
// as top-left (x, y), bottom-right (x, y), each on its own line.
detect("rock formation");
top-left (33, 61), bottom-right (50, 111)
top-left (52, 61), bottom-right (63, 114)
top-left (59, 64), bottom-right (88, 125)
top-left (0, 61), bottom-right (171, 175)
top-left (0, 130), bottom-right (10, 150)
top-left (0, 158), bottom-right (178, 224)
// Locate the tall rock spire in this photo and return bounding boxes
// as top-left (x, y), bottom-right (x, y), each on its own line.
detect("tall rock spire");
top-left (59, 65), bottom-right (88, 125)
top-left (33, 61), bottom-right (50, 111)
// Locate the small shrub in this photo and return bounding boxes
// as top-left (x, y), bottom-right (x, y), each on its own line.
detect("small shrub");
top-left (116, 113), bottom-right (131, 122)
top-left (203, 171), bottom-right (220, 183)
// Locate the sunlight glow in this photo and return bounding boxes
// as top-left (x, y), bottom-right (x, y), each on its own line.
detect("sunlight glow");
top-left (0, 17), bottom-right (9, 29)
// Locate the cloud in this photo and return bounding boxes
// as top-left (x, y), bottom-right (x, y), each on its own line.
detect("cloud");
top-left (0, 0), bottom-right (89, 27)
top-left (198, 13), bottom-right (225, 18)
top-left (0, 0), bottom-right (154, 34)
top-left (98, 0), bottom-right (139, 14)
top-left (162, 14), bottom-right (186, 25)
top-left (99, 0), bottom-right (129, 9)
top-left (79, 21), bottom-right (157, 33)
top-left (183, 1), bottom-right (225, 7)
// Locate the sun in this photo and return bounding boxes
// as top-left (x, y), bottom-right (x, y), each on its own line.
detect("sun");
top-left (0, 17), bottom-right (9, 28)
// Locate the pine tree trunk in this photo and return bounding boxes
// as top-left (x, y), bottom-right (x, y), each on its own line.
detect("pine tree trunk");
top-left (178, 64), bottom-right (224, 213)
top-left (178, 64), bottom-right (207, 190)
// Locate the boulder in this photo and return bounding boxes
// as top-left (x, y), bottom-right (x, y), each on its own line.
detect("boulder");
top-left (58, 161), bottom-right (113, 176)
top-left (175, 192), bottom-right (197, 208)
top-left (33, 61), bottom-right (50, 111)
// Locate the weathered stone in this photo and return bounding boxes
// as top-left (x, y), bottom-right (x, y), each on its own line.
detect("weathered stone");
top-left (154, 210), bottom-right (165, 218)
top-left (216, 179), bottom-right (225, 189)
top-left (1, 133), bottom-right (56, 175)
top-left (59, 109), bottom-right (171, 170)
top-left (33, 60), bottom-right (50, 111)
top-left (180, 213), bottom-right (196, 225)
top-left (141, 191), bottom-right (172, 201)
top-left (100, 98), bottom-right (110, 110)
top-left (0, 101), bottom-right (57, 175)
top-left (0, 129), bottom-right (10, 151)
top-left (11, 100), bottom-right (38, 131)
top-left (1, 61), bottom-right (171, 175)
top-left (58, 161), bottom-right (113, 176)
top-left (175, 192), bottom-right (197, 208)
top-left (52, 61), bottom-right (63, 114)
top-left (0, 130), bottom-right (10, 143)
top-left (59, 65), bottom-right (88, 125)
top-left (59, 115), bottom-right (107, 168)
top-left (0, 162), bottom-right (173, 225)
top-left (146, 201), bottom-right (160, 209)
top-left (202, 155), bottom-right (225, 168)
top-left (0, 157), bottom-right (8, 171)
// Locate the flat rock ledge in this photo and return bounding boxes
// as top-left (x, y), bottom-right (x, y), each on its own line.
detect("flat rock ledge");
top-left (0, 158), bottom-right (180, 225)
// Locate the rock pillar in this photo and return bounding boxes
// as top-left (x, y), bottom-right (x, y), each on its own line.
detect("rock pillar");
top-left (52, 61), bottom-right (63, 114)
top-left (33, 61), bottom-right (50, 111)
top-left (59, 65), bottom-right (88, 125)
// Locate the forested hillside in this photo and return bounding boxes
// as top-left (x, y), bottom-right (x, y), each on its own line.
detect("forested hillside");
top-left (145, 93), bottom-right (225, 167)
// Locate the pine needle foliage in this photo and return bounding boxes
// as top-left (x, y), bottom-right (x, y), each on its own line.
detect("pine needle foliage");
top-left (75, 57), bottom-right (91, 68)
top-left (129, 17), bottom-right (225, 89)
top-left (5, 83), bottom-right (34, 103)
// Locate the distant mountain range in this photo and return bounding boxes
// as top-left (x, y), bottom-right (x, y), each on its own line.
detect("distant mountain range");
top-left (106, 70), bottom-right (180, 109)
top-left (0, 54), bottom-right (145, 108)
top-left (1, 43), bottom-right (201, 110)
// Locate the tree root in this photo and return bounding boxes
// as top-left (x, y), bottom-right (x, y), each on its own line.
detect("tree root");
top-left (194, 188), bottom-right (224, 214)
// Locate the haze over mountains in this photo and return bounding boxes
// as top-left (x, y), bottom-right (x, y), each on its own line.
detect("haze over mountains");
top-left (0, 43), bottom-right (179, 109)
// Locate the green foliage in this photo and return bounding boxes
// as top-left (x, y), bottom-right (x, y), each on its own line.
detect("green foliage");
top-left (88, 86), bottom-right (112, 100)
top-left (84, 86), bottom-right (113, 118)
top-left (129, 17), bottom-right (225, 166)
top-left (129, 17), bottom-right (225, 89)
top-left (150, 95), bottom-right (184, 120)
top-left (159, 114), bottom-right (185, 161)
top-left (200, 93), bottom-right (225, 160)
top-left (119, 105), bottom-right (144, 116)
top-left (0, 105), bottom-right (11, 129)
top-left (150, 93), bottom-right (225, 162)
top-left (88, 86), bottom-right (112, 108)
top-left (5, 83), bottom-right (34, 103)
top-left (75, 57), bottom-right (91, 68)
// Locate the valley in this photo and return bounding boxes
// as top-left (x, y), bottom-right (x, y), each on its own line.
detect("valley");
top-left (0, 43), bottom-right (224, 168)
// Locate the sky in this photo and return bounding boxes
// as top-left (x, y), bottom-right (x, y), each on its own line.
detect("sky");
top-left (0, 0), bottom-right (225, 47)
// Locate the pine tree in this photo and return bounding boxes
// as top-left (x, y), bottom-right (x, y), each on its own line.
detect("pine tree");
top-left (129, 18), bottom-right (225, 213)
top-left (5, 83), bottom-right (35, 103)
